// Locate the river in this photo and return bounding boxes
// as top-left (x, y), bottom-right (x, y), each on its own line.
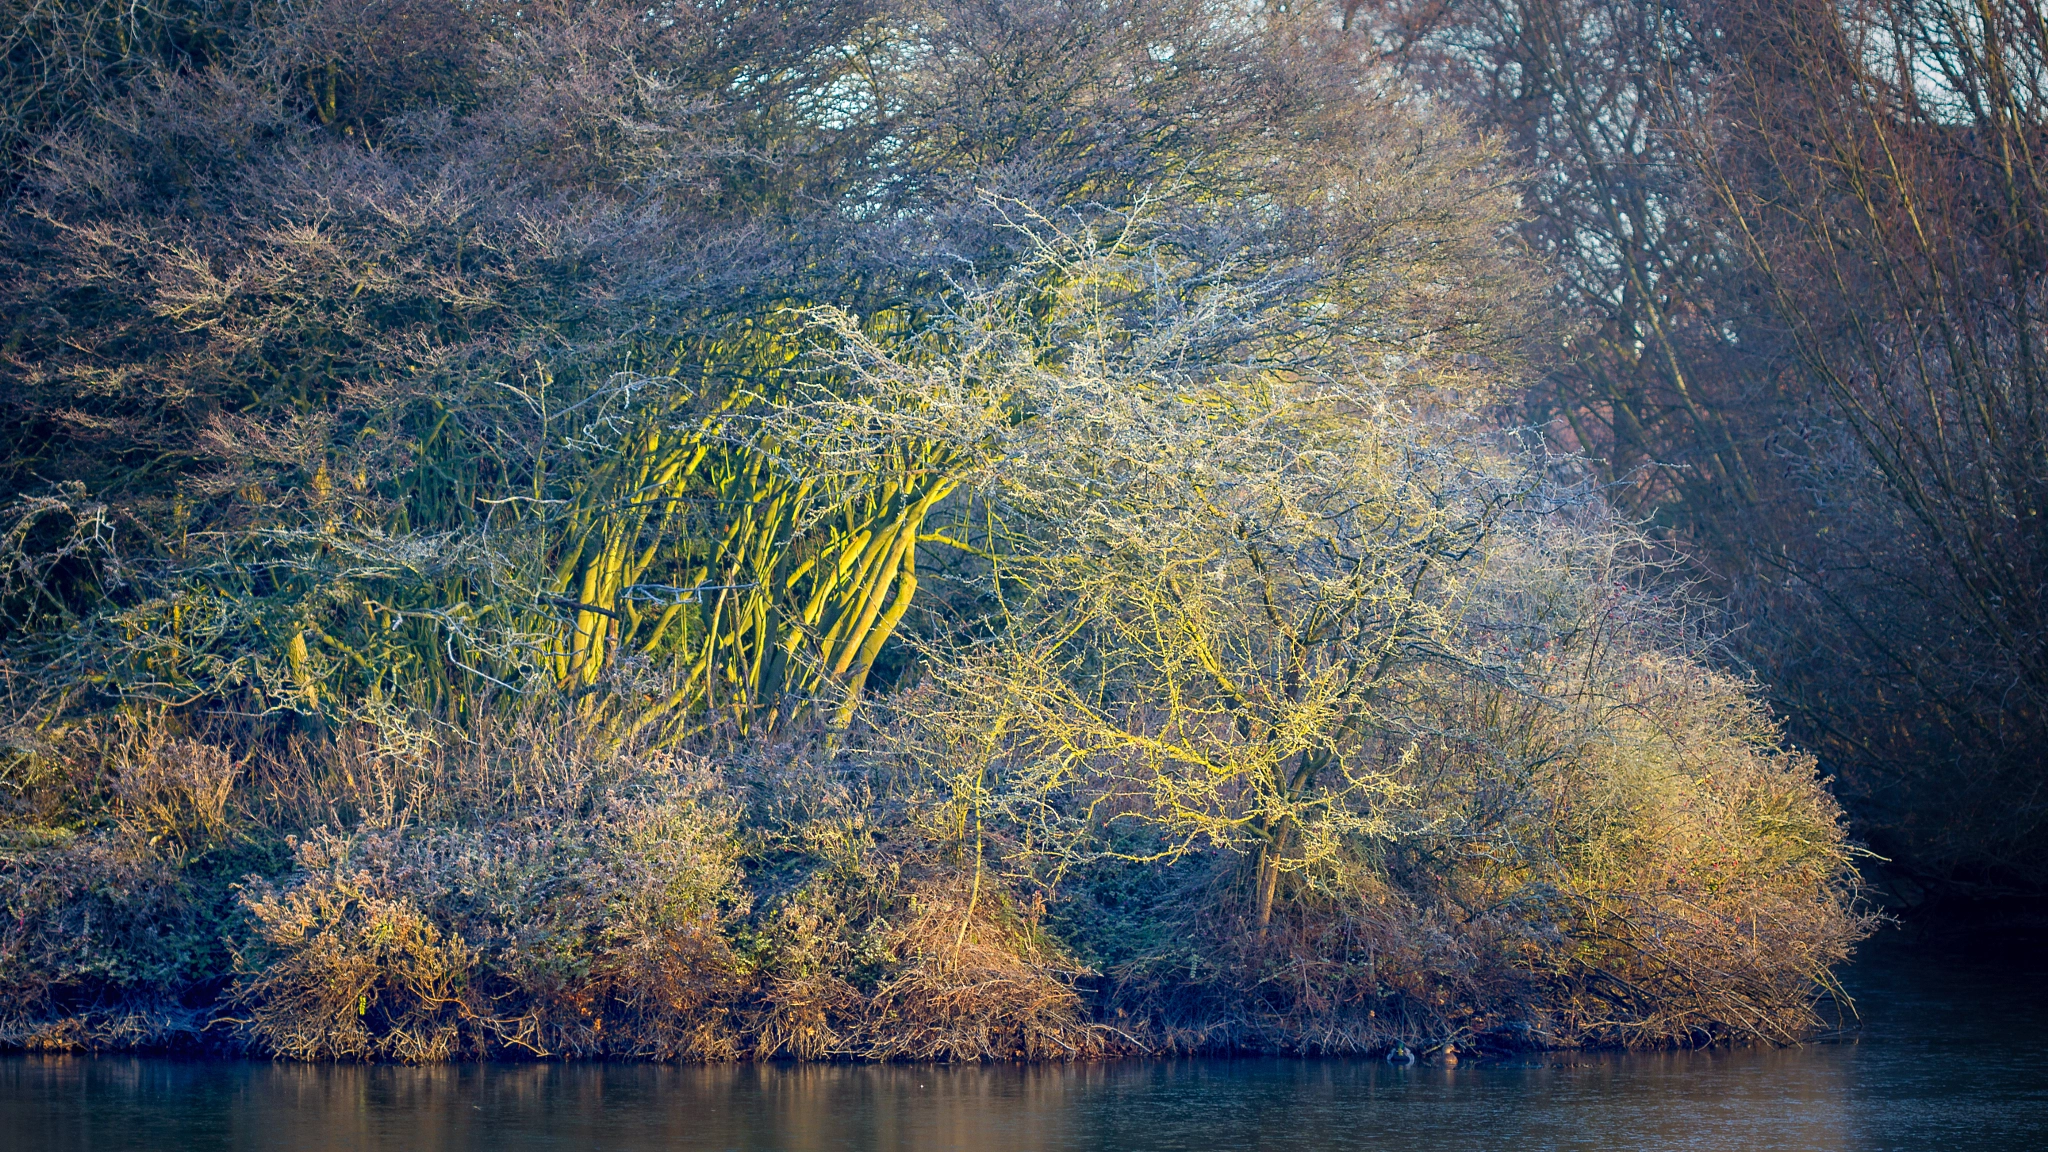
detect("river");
top-left (5, 927), bottom-right (2044, 1151)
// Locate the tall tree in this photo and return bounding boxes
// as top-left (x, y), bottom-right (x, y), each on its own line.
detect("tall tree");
top-left (1353, 0), bottom-right (2048, 891)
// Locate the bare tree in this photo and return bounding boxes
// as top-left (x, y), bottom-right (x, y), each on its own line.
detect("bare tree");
top-left (1353, 0), bottom-right (2048, 891)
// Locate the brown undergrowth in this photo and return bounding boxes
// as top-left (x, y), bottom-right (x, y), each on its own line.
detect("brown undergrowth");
top-left (0, 662), bottom-right (1867, 1062)
top-left (0, 710), bottom-right (1102, 1060)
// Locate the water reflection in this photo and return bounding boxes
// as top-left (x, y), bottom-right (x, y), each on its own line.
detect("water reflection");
top-left (5, 934), bottom-right (2044, 1151)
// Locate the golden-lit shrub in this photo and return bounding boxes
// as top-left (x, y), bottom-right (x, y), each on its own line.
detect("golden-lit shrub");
top-left (233, 841), bottom-right (483, 1062)
top-left (866, 226), bottom-right (1869, 1053)
top-left (0, 0), bottom-right (1875, 1063)
top-left (228, 743), bottom-right (753, 1060)
top-left (1526, 657), bottom-right (1867, 1045)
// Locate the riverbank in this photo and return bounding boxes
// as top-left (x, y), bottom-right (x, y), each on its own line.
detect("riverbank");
top-left (3, 706), bottom-right (1870, 1063)
top-left (4, 927), bottom-right (2041, 1152)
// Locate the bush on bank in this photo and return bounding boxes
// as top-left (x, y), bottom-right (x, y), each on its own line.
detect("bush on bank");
top-left (0, 0), bottom-right (1868, 1060)
top-left (1, 682), bottom-right (1863, 1059)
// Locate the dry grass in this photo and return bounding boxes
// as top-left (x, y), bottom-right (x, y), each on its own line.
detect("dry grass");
top-left (0, 709), bottom-right (1098, 1061)
top-left (0, 692), bottom-right (1867, 1061)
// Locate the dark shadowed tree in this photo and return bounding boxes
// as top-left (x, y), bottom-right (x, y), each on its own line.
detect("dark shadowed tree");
top-left (1349, 0), bottom-right (2048, 893)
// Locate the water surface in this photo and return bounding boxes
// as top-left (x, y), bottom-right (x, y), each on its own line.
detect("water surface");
top-left (5, 931), bottom-right (2043, 1151)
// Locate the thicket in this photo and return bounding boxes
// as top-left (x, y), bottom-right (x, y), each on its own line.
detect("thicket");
top-left (0, 0), bottom-right (1867, 1059)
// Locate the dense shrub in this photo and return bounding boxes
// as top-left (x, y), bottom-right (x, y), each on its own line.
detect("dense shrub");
top-left (0, 0), bottom-right (1870, 1060)
top-left (855, 234), bottom-right (1868, 1053)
